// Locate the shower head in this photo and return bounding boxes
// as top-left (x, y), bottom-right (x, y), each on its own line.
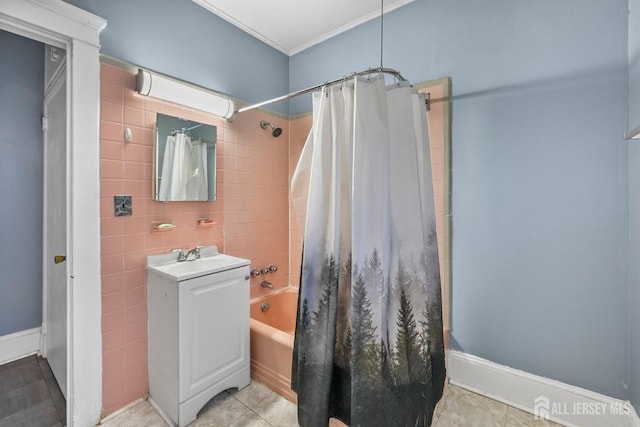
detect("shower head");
top-left (260, 120), bottom-right (282, 138)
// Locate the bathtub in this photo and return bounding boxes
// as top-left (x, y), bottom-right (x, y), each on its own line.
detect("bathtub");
top-left (249, 287), bottom-right (298, 402)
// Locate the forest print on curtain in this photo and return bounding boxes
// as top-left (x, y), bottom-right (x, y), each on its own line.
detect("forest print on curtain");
top-left (291, 76), bottom-right (445, 427)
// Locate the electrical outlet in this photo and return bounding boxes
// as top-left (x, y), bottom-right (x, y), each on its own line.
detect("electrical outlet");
top-left (114, 194), bottom-right (132, 217)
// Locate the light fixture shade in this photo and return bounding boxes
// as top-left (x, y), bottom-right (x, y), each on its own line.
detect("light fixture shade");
top-left (136, 69), bottom-right (234, 119)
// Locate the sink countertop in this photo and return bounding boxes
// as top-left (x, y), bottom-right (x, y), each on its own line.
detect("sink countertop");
top-left (146, 246), bottom-right (250, 281)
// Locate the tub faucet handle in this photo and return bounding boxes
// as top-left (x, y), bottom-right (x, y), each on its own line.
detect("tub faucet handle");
top-left (250, 269), bottom-right (261, 277)
top-left (260, 266), bottom-right (270, 275)
top-left (268, 264), bottom-right (278, 273)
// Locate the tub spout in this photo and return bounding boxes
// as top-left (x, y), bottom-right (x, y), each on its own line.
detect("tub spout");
top-left (260, 280), bottom-right (273, 289)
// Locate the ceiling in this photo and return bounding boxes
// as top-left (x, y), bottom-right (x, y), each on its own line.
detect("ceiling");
top-left (193, 0), bottom-right (415, 56)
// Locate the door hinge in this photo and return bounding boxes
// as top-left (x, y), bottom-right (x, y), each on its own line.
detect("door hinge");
top-left (41, 116), bottom-right (48, 131)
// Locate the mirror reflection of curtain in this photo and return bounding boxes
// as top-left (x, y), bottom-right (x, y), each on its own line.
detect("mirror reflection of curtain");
top-left (159, 133), bottom-right (208, 201)
top-left (188, 139), bottom-right (208, 200)
top-left (158, 133), bottom-right (180, 201)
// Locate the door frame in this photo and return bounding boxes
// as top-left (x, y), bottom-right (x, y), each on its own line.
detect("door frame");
top-left (0, 1), bottom-right (105, 425)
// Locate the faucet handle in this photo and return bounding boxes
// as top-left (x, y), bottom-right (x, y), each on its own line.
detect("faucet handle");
top-left (250, 269), bottom-right (261, 277)
top-left (186, 246), bottom-right (201, 260)
top-left (268, 264), bottom-right (278, 273)
top-left (260, 266), bottom-right (270, 275)
top-left (172, 248), bottom-right (186, 261)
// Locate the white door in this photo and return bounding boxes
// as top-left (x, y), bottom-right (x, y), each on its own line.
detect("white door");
top-left (43, 63), bottom-right (67, 399)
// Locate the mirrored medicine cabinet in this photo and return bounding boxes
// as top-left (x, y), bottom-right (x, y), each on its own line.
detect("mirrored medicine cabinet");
top-left (153, 113), bottom-right (217, 201)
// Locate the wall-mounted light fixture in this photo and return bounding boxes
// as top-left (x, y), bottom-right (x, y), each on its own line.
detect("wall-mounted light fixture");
top-left (135, 69), bottom-right (234, 119)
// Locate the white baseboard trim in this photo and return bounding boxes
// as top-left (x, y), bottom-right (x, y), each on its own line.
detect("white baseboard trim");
top-left (0, 327), bottom-right (41, 365)
top-left (448, 350), bottom-right (636, 427)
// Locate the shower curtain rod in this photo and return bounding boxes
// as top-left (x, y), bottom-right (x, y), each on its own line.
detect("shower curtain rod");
top-left (171, 123), bottom-right (203, 135)
top-left (231, 67), bottom-right (410, 118)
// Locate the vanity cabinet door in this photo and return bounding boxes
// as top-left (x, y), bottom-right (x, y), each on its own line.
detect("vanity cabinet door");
top-left (178, 266), bottom-right (249, 401)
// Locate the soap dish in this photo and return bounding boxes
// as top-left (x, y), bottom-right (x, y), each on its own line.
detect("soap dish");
top-left (196, 218), bottom-right (216, 228)
top-left (151, 221), bottom-right (176, 233)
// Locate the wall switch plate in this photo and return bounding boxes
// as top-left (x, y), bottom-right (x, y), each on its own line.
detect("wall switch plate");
top-left (114, 195), bottom-right (132, 217)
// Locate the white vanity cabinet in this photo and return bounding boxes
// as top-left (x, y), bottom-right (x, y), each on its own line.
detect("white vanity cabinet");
top-left (147, 250), bottom-right (250, 427)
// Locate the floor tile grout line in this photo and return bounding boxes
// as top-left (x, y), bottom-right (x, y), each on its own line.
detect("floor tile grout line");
top-left (248, 406), bottom-right (275, 427)
top-left (227, 391), bottom-right (275, 426)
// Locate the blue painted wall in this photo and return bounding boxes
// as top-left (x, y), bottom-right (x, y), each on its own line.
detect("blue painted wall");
top-left (291, 0), bottom-right (630, 399)
top-left (0, 30), bottom-right (44, 336)
top-left (63, 0), bottom-right (290, 115)
top-left (628, 0), bottom-right (640, 412)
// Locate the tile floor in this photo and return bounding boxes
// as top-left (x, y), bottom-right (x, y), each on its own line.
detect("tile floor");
top-left (0, 355), bottom-right (66, 427)
top-left (101, 380), bottom-right (563, 426)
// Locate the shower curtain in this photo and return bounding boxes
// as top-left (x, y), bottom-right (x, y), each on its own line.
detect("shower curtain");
top-left (291, 76), bottom-right (445, 427)
top-left (158, 133), bottom-right (208, 201)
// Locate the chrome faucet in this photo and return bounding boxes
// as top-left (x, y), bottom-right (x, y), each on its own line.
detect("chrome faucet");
top-left (174, 247), bottom-right (201, 262)
top-left (259, 280), bottom-right (273, 289)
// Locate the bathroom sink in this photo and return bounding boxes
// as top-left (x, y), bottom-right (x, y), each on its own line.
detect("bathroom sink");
top-left (146, 246), bottom-right (250, 281)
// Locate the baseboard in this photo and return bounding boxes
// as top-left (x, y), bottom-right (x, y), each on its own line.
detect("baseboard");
top-left (0, 327), bottom-right (41, 365)
top-left (448, 350), bottom-right (636, 427)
